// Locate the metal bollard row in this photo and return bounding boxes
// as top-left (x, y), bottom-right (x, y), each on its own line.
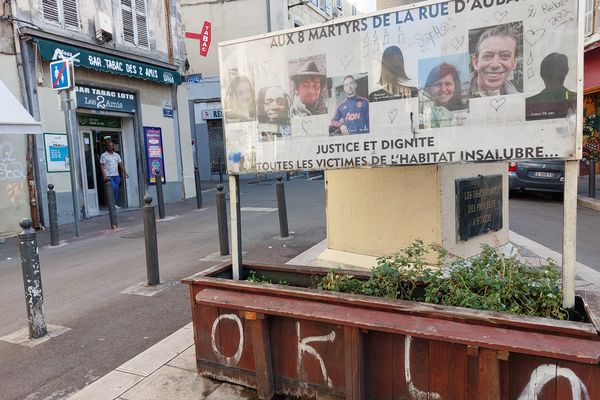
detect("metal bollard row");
top-left (216, 184), bottom-right (230, 255)
top-left (143, 195), bottom-right (160, 285)
top-left (47, 184), bottom-right (59, 246)
top-left (154, 168), bottom-right (166, 219)
top-left (18, 218), bottom-right (47, 339)
top-left (276, 176), bottom-right (289, 238)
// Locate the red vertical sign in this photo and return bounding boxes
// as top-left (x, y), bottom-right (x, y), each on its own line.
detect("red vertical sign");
top-left (200, 21), bottom-right (211, 57)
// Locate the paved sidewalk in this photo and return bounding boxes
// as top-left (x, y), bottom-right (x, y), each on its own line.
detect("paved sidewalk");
top-left (66, 231), bottom-right (600, 400)
top-left (578, 174), bottom-right (600, 211)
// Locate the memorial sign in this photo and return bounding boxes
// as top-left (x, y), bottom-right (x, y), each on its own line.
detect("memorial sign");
top-left (456, 174), bottom-right (503, 241)
top-left (219, 0), bottom-right (581, 174)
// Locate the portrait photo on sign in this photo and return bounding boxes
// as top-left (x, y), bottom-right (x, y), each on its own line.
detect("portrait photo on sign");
top-left (525, 52), bottom-right (576, 121)
top-left (468, 22), bottom-right (523, 98)
top-left (256, 85), bottom-right (292, 141)
top-left (329, 73), bottom-right (370, 135)
top-left (418, 54), bottom-right (470, 129)
top-left (288, 55), bottom-right (329, 117)
top-left (223, 70), bottom-right (257, 123)
top-left (369, 45), bottom-right (418, 103)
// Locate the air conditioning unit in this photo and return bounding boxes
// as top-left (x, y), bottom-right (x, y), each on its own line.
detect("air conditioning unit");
top-left (94, 11), bottom-right (113, 43)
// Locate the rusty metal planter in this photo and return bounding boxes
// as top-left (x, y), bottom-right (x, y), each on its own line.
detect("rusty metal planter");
top-left (183, 262), bottom-right (600, 400)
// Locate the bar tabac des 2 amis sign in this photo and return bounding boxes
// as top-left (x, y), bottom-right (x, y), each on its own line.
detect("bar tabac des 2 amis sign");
top-left (219, 0), bottom-right (582, 174)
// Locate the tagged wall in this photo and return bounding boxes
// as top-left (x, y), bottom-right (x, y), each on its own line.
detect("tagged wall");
top-left (0, 55), bottom-right (30, 236)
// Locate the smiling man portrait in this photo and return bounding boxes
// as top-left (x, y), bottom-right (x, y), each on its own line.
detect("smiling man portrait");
top-left (469, 22), bottom-right (522, 98)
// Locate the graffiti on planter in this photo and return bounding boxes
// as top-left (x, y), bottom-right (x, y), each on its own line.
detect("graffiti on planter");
top-left (517, 364), bottom-right (590, 400)
top-left (296, 322), bottom-right (336, 387)
top-left (0, 141), bottom-right (25, 181)
top-left (405, 336), bottom-right (442, 400)
top-left (211, 313), bottom-right (244, 366)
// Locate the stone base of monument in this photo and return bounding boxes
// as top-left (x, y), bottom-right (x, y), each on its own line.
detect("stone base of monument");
top-left (324, 162), bottom-right (508, 266)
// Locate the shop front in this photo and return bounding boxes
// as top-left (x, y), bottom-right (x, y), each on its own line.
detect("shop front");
top-left (27, 35), bottom-right (183, 224)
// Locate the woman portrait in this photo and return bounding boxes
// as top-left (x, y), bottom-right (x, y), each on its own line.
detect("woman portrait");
top-left (256, 85), bottom-right (291, 141)
top-left (420, 61), bottom-right (468, 129)
top-left (369, 46), bottom-right (418, 103)
top-left (224, 75), bottom-right (256, 123)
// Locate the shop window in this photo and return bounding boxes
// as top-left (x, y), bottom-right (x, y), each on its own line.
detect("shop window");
top-left (336, 0), bottom-right (343, 11)
top-left (120, 0), bottom-right (149, 48)
top-left (42, 0), bottom-right (80, 30)
top-left (351, 4), bottom-right (357, 15)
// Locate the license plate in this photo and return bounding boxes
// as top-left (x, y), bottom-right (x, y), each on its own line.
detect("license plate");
top-left (532, 171), bottom-right (556, 178)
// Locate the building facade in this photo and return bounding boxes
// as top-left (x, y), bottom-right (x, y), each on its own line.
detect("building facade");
top-left (0, 0), bottom-right (193, 236)
top-left (583, 0), bottom-right (600, 175)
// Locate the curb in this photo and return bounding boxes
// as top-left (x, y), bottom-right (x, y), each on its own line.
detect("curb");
top-left (578, 195), bottom-right (600, 212)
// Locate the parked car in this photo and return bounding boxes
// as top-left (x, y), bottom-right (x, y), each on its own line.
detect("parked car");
top-left (508, 160), bottom-right (564, 196)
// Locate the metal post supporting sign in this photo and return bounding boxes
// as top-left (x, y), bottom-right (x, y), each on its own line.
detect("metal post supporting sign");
top-left (52, 58), bottom-right (81, 237)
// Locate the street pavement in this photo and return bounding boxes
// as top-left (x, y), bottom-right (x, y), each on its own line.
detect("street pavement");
top-left (0, 176), bottom-right (326, 400)
top-left (1, 173), bottom-right (599, 400)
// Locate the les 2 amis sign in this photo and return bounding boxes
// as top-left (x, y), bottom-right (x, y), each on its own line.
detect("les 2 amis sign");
top-left (75, 85), bottom-right (137, 113)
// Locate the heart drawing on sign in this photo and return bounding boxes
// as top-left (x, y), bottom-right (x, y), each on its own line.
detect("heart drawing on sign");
top-left (489, 97), bottom-right (506, 112)
top-left (302, 120), bottom-right (312, 134)
top-left (524, 29), bottom-right (546, 46)
top-left (451, 36), bottom-right (464, 50)
top-left (388, 109), bottom-right (398, 123)
top-left (493, 11), bottom-right (508, 23)
top-left (341, 52), bottom-right (353, 70)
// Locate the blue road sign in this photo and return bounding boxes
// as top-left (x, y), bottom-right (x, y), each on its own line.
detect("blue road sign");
top-left (49, 60), bottom-right (73, 91)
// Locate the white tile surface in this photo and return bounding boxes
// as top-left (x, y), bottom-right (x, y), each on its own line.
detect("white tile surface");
top-left (116, 324), bottom-right (193, 377)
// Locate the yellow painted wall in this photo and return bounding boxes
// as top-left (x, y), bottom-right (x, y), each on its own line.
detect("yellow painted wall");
top-left (326, 166), bottom-right (442, 257)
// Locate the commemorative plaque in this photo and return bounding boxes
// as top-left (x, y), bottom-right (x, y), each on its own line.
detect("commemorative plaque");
top-left (456, 175), bottom-right (503, 242)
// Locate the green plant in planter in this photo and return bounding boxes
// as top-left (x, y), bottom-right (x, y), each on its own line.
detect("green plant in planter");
top-left (317, 241), bottom-right (566, 320)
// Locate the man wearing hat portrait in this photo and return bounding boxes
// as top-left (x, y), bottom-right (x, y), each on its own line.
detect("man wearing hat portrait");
top-left (290, 59), bottom-right (328, 117)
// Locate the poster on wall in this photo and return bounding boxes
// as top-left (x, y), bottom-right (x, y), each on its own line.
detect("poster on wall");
top-left (143, 127), bottom-right (166, 185)
top-left (219, 0), bottom-right (582, 174)
top-left (44, 133), bottom-right (70, 172)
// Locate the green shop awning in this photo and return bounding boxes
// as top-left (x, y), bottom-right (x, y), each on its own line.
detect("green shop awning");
top-left (37, 38), bottom-right (181, 85)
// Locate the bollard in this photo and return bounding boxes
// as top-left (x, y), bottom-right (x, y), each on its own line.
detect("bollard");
top-left (18, 218), bottom-right (47, 339)
top-left (216, 184), bottom-right (230, 255)
top-left (143, 195), bottom-right (160, 285)
top-left (47, 184), bottom-right (59, 246)
top-left (218, 157), bottom-right (224, 184)
top-left (154, 168), bottom-right (166, 219)
top-left (589, 159), bottom-right (596, 198)
top-left (194, 168), bottom-right (203, 209)
top-left (276, 175), bottom-right (289, 238)
top-left (104, 179), bottom-right (118, 229)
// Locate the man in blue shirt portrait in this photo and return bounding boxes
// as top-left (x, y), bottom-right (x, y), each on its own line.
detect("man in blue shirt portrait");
top-left (330, 75), bottom-right (370, 135)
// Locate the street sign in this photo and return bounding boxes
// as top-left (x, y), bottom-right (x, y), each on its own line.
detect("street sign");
top-left (49, 60), bottom-right (73, 91)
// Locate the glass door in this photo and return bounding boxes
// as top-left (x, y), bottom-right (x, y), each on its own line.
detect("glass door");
top-left (81, 131), bottom-right (99, 216)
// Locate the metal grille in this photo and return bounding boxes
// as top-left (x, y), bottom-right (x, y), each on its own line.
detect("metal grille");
top-left (120, 231), bottom-right (145, 239)
top-left (207, 120), bottom-right (225, 173)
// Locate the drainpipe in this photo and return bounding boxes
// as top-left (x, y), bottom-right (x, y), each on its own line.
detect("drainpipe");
top-left (164, 0), bottom-right (174, 64)
top-left (7, 0), bottom-right (42, 229)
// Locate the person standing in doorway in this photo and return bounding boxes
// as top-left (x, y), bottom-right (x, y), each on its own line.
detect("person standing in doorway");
top-left (100, 141), bottom-right (129, 208)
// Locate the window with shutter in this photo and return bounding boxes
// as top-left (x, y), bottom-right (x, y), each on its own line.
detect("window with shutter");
top-left (42, 0), bottom-right (79, 30)
top-left (585, 0), bottom-right (594, 36)
top-left (42, 0), bottom-right (60, 24)
top-left (62, 0), bottom-right (80, 30)
top-left (121, 0), bottom-right (149, 48)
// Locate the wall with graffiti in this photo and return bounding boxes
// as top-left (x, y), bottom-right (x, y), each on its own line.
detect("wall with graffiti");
top-left (583, 94), bottom-right (600, 174)
top-left (0, 135), bottom-right (29, 236)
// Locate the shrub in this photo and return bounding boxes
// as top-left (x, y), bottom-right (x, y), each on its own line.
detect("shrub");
top-left (317, 241), bottom-right (566, 320)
